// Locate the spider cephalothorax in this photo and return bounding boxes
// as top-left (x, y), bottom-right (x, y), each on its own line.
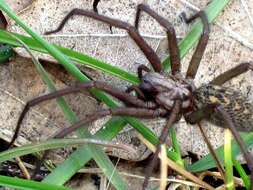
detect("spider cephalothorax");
top-left (6, 4), bottom-right (253, 190)
top-left (139, 72), bottom-right (193, 111)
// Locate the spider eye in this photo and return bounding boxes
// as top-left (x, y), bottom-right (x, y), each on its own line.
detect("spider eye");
top-left (142, 79), bottom-right (149, 83)
top-left (139, 79), bottom-right (153, 92)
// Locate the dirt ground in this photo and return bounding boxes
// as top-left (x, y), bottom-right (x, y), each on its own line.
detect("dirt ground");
top-left (1, 0), bottom-right (253, 189)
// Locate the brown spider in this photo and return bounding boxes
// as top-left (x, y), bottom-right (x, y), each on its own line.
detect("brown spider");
top-left (6, 4), bottom-right (253, 189)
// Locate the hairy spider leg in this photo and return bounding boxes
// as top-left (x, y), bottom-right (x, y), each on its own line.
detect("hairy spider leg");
top-left (44, 9), bottom-right (162, 72)
top-left (142, 100), bottom-right (181, 190)
top-left (8, 81), bottom-right (157, 149)
top-left (181, 11), bottom-right (210, 79)
top-left (211, 62), bottom-right (253, 85)
top-left (217, 106), bottom-right (253, 190)
top-left (54, 107), bottom-right (166, 139)
top-left (135, 4), bottom-right (180, 75)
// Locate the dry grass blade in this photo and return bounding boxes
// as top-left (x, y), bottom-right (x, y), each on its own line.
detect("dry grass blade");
top-left (15, 157), bottom-right (31, 179)
top-left (160, 144), bottom-right (168, 190)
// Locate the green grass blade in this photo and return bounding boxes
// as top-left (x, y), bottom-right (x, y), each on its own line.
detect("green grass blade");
top-left (169, 128), bottom-right (184, 167)
top-left (0, 175), bottom-right (71, 190)
top-left (233, 158), bottom-right (250, 189)
top-left (187, 133), bottom-right (253, 172)
top-left (0, 29), bottom-right (139, 84)
top-left (0, 138), bottom-right (133, 162)
top-left (224, 130), bottom-right (234, 190)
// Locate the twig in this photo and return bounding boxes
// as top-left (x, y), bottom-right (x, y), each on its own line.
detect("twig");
top-left (15, 157), bottom-right (31, 179)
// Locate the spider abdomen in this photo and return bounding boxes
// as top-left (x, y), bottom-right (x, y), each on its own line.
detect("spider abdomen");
top-left (194, 84), bottom-right (253, 132)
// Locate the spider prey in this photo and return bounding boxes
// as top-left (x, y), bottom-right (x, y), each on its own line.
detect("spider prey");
top-left (6, 4), bottom-right (253, 189)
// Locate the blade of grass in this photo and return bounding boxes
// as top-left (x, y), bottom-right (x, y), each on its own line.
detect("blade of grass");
top-left (44, 116), bottom-right (179, 185)
top-left (233, 157), bottom-right (250, 189)
top-left (0, 138), bottom-right (135, 162)
top-left (169, 128), bottom-right (184, 167)
top-left (187, 133), bottom-right (253, 172)
top-left (0, 29), bottom-right (139, 84)
top-left (0, 175), bottom-right (71, 190)
top-left (138, 134), bottom-right (215, 190)
top-left (224, 129), bottom-right (234, 190)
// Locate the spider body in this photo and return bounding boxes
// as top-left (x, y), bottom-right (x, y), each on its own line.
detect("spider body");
top-left (7, 4), bottom-right (253, 189)
top-left (195, 84), bottom-right (253, 132)
top-left (139, 72), bottom-right (193, 110)
top-left (139, 68), bottom-right (253, 132)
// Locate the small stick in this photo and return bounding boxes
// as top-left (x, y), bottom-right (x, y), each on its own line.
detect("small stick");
top-left (15, 157), bottom-right (31, 179)
top-left (160, 144), bottom-right (168, 190)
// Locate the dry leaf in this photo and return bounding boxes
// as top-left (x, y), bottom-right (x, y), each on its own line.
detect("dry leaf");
top-left (5, 0), bottom-right (34, 14)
